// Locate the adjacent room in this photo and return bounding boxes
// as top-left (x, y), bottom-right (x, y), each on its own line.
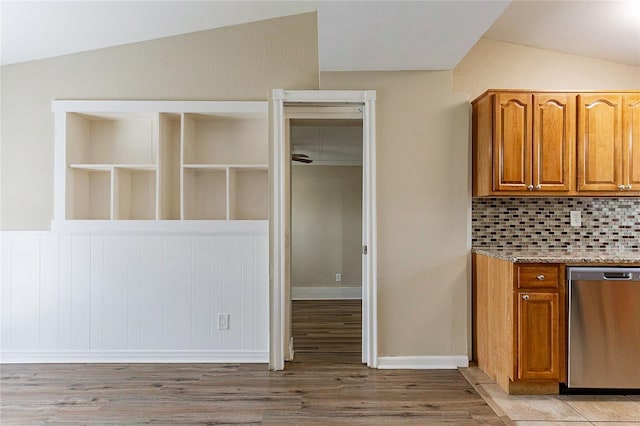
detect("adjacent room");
top-left (1, 1), bottom-right (639, 424)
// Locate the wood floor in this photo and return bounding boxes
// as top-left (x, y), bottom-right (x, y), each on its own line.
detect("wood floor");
top-left (0, 300), bottom-right (503, 424)
top-left (1, 356), bottom-right (503, 425)
top-left (292, 299), bottom-right (362, 353)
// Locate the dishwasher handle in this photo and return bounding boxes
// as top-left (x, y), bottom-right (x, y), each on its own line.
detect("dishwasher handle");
top-left (603, 272), bottom-right (633, 280)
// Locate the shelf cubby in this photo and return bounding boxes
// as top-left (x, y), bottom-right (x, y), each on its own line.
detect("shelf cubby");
top-left (66, 167), bottom-right (111, 220)
top-left (66, 112), bottom-right (157, 165)
top-left (182, 166), bottom-right (227, 220)
top-left (182, 113), bottom-right (268, 165)
top-left (229, 166), bottom-right (268, 220)
top-left (114, 167), bottom-right (157, 220)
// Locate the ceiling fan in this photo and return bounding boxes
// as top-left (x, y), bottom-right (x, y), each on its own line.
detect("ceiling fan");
top-left (291, 153), bottom-right (312, 163)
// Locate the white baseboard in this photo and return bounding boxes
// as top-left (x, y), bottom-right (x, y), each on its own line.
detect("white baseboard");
top-left (0, 350), bottom-right (268, 364)
top-left (292, 286), bottom-right (362, 300)
top-left (377, 356), bottom-right (469, 369)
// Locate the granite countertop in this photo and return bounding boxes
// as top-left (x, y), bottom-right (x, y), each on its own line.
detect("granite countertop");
top-left (472, 248), bottom-right (640, 264)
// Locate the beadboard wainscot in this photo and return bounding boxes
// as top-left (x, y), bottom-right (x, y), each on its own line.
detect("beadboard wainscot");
top-left (0, 227), bottom-right (268, 363)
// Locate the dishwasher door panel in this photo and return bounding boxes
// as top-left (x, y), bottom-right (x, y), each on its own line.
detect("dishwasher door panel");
top-left (569, 278), bottom-right (640, 389)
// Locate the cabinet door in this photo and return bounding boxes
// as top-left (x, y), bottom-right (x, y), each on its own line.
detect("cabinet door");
top-left (577, 94), bottom-right (623, 191)
top-left (623, 94), bottom-right (640, 191)
top-left (517, 292), bottom-right (559, 381)
top-left (532, 94), bottom-right (573, 192)
top-left (493, 93), bottom-right (532, 191)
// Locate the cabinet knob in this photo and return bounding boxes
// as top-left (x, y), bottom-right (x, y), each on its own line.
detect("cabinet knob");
top-left (536, 274), bottom-right (545, 280)
top-left (522, 294), bottom-right (530, 300)
top-left (626, 185), bottom-right (632, 190)
top-left (527, 185), bottom-right (534, 191)
top-left (618, 184), bottom-right (626, 190)
top-left (535, 184), bottom-right (542, 190)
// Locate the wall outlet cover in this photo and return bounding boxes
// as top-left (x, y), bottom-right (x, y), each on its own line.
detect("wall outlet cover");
top-left (336, 273), bottom-right (342, 282)
top-left (570, 210), bottom-right (582, 227)
top-left (217, 313), bottom-right (230, 330)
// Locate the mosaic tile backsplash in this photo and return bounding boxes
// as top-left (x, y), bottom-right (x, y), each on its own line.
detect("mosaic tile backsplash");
top-left (472, 198), bottom-right (640, 250)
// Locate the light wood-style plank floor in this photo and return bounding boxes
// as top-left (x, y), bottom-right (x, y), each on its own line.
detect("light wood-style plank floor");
top-left (1, 356), bottom-right (503, 424)
top-left (292, 299), bottom-right (362, 353)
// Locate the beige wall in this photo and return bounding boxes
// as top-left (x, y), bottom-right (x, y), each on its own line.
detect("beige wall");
top-left (320, 71), bottom-right (470, 357)
top-left (454, 38), bottom-right (640, 100)
top-left (0, 13), bottom-right (319, 230)
top-left (291, 165), bottom-right (362, 288)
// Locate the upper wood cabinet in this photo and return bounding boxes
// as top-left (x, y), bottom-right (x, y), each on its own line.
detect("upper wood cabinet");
top-left (493, 93), bottom-right (531, 191)
top-left (473, 90), bottom-right (640, 197)
top-left (533, 94), bottom-right (574, 192)
top-left (577, 94), bottom-right (623, 192)
top-left (474, 91), bottom-right (573, 196)
top-left (623, 94), bottom-right (640, 191)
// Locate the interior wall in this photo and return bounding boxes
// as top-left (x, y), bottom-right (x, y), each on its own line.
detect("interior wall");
top-left (320, 71), bottom-right (470, 358)
top-left (291, 165), bottom-right (362, 289)
top-left (0, 13), bottom-right (319, 230)
top-left (454, 38), bottom-right (640, 100)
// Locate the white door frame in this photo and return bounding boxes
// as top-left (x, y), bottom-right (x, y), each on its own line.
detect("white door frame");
top-left (269, 89), bottom-right (377, 370)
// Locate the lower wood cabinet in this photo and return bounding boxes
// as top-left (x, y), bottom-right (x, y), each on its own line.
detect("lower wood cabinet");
top-left (517, 292), bottom-right (560, 381)
top-left (473, 253), bottom-right (565, 394)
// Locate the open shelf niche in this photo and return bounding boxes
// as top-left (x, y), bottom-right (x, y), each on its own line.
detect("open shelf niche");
top-left (53, 100), bottom-right (269, 229)
top-left (181, 111), bottom-right (268, 220)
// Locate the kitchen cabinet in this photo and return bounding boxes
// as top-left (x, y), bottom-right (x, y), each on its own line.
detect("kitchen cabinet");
top-left (517, 291), bottom-right (560, 381)
top-left (473, 253), bottom-right (564, 394)
top-left (473, 91), bottom-right (573, 195)
top-left (623, 94), bottom-right (640, 191)
top-left (577, 94), bottom-right (623, 192)
top-left (577, 93), bottom-right (640, 194)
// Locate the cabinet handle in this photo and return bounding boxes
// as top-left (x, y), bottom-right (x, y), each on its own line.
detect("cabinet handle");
top-left (626, 185), bottom-right (632, 190)
top-left (522, 294), bottom-right (530, 300)
top-left (618, 184), bottom-right (626, 190)
top-left (527, 185), bottom-right (534, 191)
top-left (535, 184), bottom-right (542, 190)
top-left (536, 274), bottom-right (545, 280)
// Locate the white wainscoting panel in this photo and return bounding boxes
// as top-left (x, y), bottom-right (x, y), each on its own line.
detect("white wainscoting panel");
top-left (0, 229), bottom-right (269, 363)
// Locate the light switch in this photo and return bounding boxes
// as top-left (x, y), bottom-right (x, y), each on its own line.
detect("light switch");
top-left (570, 210), bottom-right (582, 227)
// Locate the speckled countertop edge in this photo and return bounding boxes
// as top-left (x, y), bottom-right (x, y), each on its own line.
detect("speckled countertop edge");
top-left (472, 248), bottom-right (640, 264)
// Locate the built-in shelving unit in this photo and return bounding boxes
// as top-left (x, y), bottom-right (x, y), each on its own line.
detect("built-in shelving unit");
top-left (53, 101), bottom-right (268, 231)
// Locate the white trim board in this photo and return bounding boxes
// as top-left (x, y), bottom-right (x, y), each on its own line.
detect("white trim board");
top-left (1, 351), bottom-right (268, 364)
top-left (377, 356), bottom-right (469, 369)
top-left (292, 286), bottom-right (362, 300)
top-left (269, 89), bottom-right (377, 371)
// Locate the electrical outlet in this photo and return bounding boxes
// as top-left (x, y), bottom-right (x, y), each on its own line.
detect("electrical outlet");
top-left (218, 313), bottom-right (230, 330)
top-left (570, 210), bottom-right (582, 227)
top-left (336, 273), bottom-right (342, 282)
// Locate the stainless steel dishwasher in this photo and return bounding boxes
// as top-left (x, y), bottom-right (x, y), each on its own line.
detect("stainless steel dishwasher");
top-left (567, 267), bottom-right (640, 389)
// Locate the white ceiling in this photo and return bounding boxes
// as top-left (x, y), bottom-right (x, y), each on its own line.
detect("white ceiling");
top-left (1, 1), bottom-right (639, 69)
top-left (317, 0), bottom-right (510, 71)
top-left (484, 0), bottom-right (640, 66)
top-left (0, 1), bottom-right (316, 66)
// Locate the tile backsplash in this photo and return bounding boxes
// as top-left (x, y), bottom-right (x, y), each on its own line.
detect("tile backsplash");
top-left (472, 198), bottom-right (640, 250)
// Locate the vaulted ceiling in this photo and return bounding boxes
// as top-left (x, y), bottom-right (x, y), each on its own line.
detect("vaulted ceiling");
top-left (2, 1), bottom-right (639, 68)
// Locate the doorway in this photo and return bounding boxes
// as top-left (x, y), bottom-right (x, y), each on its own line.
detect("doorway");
top-left (290, 120), bottom-right (363, 360)
top-left (269, 90), bottom-right (377, 370)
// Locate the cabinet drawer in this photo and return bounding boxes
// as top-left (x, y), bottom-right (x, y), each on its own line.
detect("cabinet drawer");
top-left (517, 265), bottom-right (560, 289)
